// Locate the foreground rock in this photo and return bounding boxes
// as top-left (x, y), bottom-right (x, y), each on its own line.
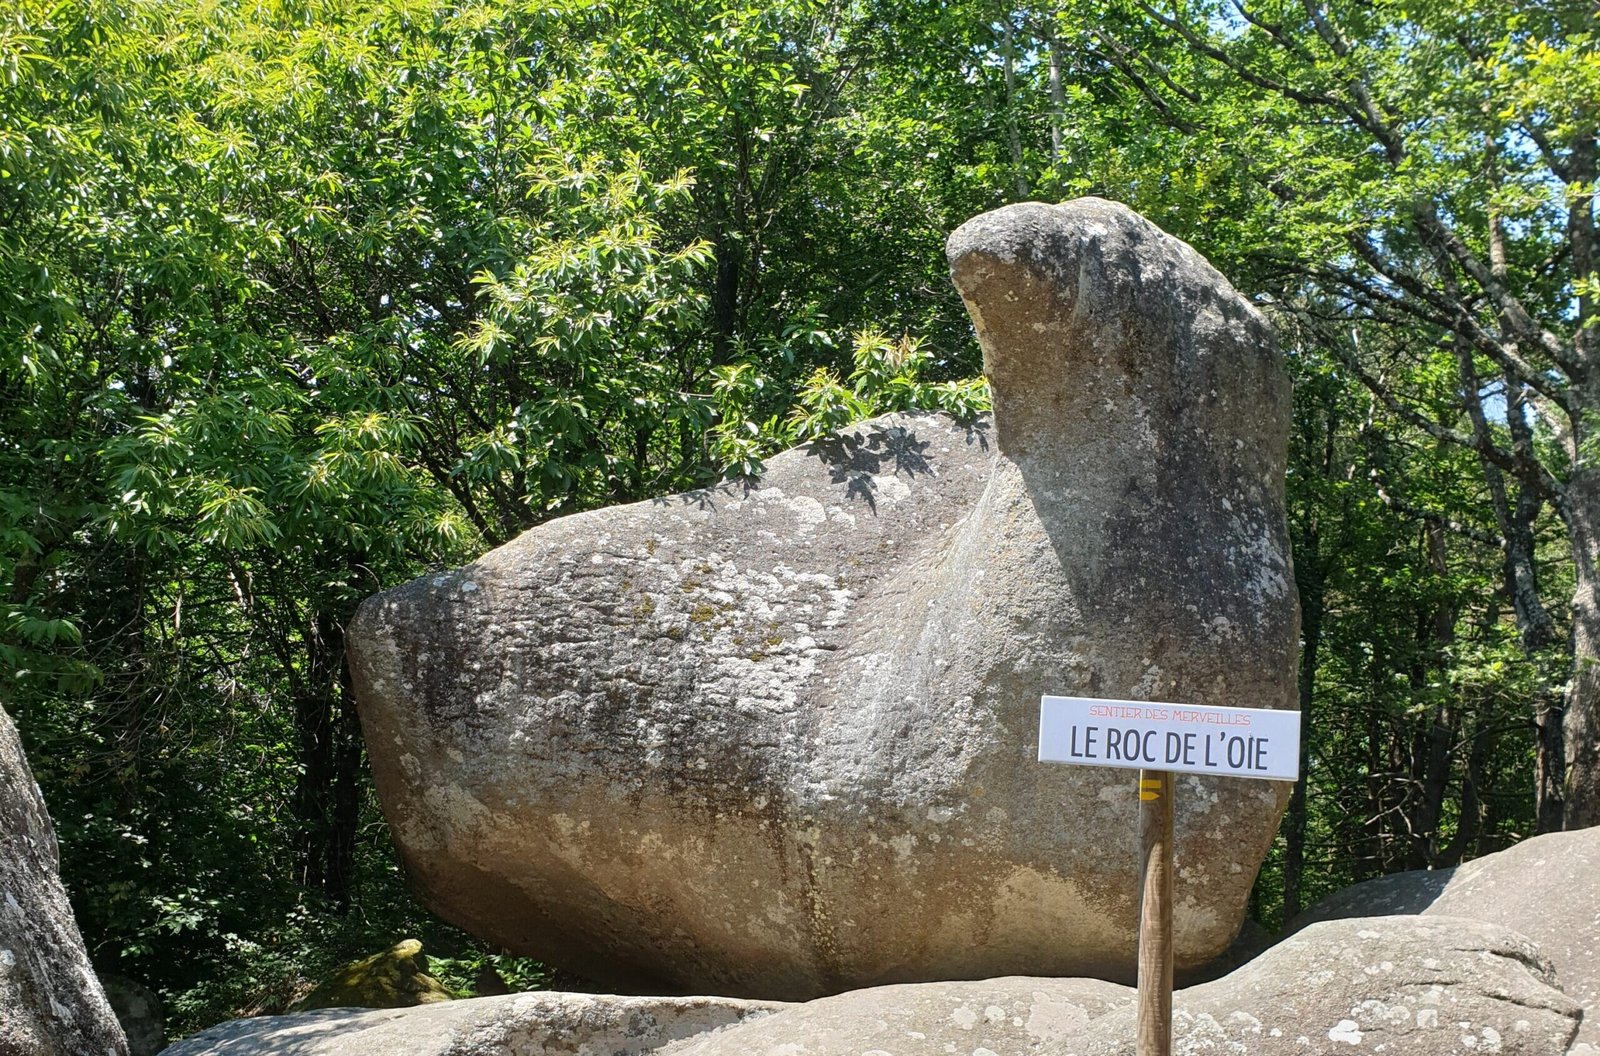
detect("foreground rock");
top-left (157, 993), bottom-right (785, 1056)
top-left (1294, 827), bottom-right (1600, 1047)
top-left (661, 977), bottom-right (1131, 1056)
top-left (1, 704), bottom-right (130, 1056)
top-left (1053, 916), bottom-right (1580, 1056)
top-left (103, 973), bottom-right (166, 1056)
top-left (348, 197), bottom-right (1298, 998)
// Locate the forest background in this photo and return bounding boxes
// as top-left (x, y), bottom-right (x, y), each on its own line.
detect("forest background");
top-left (2, 0), bottom-right (1596, 1038)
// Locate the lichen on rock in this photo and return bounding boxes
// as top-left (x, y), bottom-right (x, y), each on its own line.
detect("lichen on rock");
top-left (0, 704), bottom-right (130, 1056)
top-left (348, 198), bottom-right (1300, 999)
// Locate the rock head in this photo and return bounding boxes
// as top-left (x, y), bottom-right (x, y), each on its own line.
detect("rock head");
top-left (348, 198), bottom-right (1298, 1000)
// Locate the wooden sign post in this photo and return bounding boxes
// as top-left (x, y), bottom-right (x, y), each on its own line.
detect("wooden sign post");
top-left (1137, 768), bottom-right (1174, 1056)
top-left (1038, 696), bottom-right (1301, 1056)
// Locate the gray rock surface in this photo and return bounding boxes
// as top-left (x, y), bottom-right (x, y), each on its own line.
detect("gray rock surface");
top-left (156, 992), bottom-right (784, 1056)
top-left (659, 977), bottom-right (1132, 1056)
top-left (1053, 916), bottom-right (1581, 1056)
top-left (1293, 827), bottom-right (1600, 1047)
top-left (0, 704), bottom-right (130, 1056)
top-left (103, 973), bottom-right (167, 1056)
top-left (348, 197), bottom-right (1298, 999)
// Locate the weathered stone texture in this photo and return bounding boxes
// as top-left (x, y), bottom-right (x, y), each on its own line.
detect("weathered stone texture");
top-left (102, 974), bottom-right (166, 1056)
top-left (1293, 827), bottom-right (1600, 1047)
top-left (1052, 916), bottom-right (1580, 1056)
top-left (644, 918), bottom-right (1580, 1056)
top-left (660, 977), bottom-right (1132, 1056)
top-left (1, 704), bottom-right (130, 1056)
top-left (349, 197), bottom-right (1298, 998)
top-left (156, 993), bottom-right (784, 1056)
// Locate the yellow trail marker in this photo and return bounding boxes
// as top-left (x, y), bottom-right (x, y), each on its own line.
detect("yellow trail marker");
top-left (1138, 779), bottom-right (1163, 801)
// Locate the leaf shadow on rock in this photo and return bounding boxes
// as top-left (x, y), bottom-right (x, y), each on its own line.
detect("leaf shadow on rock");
top-left (646, 415), bottom-right (990, 517)
top-left (800, 418), bottom-right (990, 514)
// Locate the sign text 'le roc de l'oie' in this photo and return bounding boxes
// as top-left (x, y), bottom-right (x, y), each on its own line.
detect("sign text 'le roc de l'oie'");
top-left (1037, 696), bottom-right (1301, 781)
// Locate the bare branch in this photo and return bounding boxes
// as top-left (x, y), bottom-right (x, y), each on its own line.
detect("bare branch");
top-left (1229, 0), bottom-right (1318, 60)
top-left (1521, 122), bottom-right (1572, 183)
top-left (1370, 477), bottom-right (1505, 547)
top-left (1295, 0), bottom-right (1405, 160)
top-left (1345, 233), bottom-right (1572, 412)
top-left (1089, 27), bottom-right (1200, 105)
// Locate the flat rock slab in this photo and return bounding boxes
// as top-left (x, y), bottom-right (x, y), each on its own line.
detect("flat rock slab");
top-left (1, 704), bottom-right (129, 1056)
top-left (1052, 916), bottom-right (1581, 1055)
top-left (659, 977), bottom-right (1132, 1056)
top-left (1293, 828), bottom-right (1600, 1046)
top-left (349, 197), bottom-right (1299, 998)
top-left (157, 992), bottom-right (787, 1056)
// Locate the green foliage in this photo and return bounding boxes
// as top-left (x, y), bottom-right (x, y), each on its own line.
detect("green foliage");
top-left (426, 951), bottom-right (556, 998)
top-left (713, 329), bottom-right (989, 473)
top-left (1, 0), bottom-right (996, 1035)
top-left (2, 0), bottom-right (1589, 1034)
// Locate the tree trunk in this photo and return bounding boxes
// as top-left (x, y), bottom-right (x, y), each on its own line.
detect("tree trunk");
top-left (292, 610), bottom-right (362, 907)
top-left (1360, 695), bottom-right (1383, 881)
top-left (292, 613), bottom-right (337, 896)
top-left (326, 654), bottom-right (363, 909)
top-left (1564, 468), bottom-right (1600, 828)
top-left (1559, 128), bottom-right (1598, 829)
top-left (1046, 28), bottom-right (1064, 168)
top-left (1436, 721), bottom-right (1485, 866)
top-left (1282, 562), bottom-right (1322, 921)
top-left (1002, 14), bottom-right (1026, 200)
top-left (1407, 519), bottom-right (1457, 868)
top-left (709, 229), bottom-right (742, 366)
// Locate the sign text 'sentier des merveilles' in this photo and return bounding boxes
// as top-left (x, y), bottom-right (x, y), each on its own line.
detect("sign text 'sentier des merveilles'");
top-left (1038, 696), bottom-right (1301, 782)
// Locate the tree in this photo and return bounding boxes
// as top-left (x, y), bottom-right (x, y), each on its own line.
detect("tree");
top-left (1270, 314), bottom-right (1545, 921)
top-left (1050, 0), bottom-right (1599, 829)
top-left (1, 0), bottom-right (993, 1027)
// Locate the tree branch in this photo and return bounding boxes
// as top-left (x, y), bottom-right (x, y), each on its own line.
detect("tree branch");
top-left (1411, 199), bottom-right (1574, 374)
top-left (1083, 40), bottom-right (1199, 135)
top-left (1135, 1), bottom-right (1354, 112)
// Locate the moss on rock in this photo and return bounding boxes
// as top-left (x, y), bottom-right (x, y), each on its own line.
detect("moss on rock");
top-left (292, 939), bottom-right (452, 1011)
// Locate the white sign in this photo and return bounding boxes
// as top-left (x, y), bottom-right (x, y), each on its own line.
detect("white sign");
top-left (1038, 695), bottom-right (1301, 781)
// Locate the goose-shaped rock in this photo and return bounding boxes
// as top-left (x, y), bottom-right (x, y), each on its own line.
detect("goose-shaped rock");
top-left (348, 198), bottom-right (1298, 1000)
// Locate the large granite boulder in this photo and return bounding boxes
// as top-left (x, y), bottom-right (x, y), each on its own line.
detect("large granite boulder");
top-left (157, 992), bottom-right (785, 1056)
top-left (348, 197), bottom-right (1298, 999)
top-left (1, 704), bottom-right (130, 1056)
top-left (1292, 827), bottom-right (1600, 1048)
top-left (660, 977), bottom-right (1132, 1056)
top-left (1053, 916), bottom-right (1581, 1056)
